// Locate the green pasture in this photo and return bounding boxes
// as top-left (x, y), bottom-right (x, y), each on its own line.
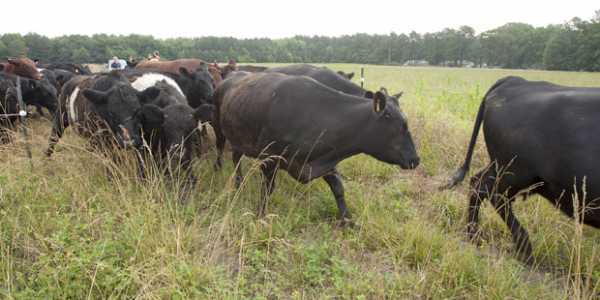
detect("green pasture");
top-left (1, 65), bottom-right (599, 299)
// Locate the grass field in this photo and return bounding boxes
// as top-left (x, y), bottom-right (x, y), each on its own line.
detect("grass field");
top-left (1, 64), bottom-right (600, 299)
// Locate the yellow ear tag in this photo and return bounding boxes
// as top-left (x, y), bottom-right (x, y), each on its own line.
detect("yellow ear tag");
top-left (375, 100), bottom-right (381, 112)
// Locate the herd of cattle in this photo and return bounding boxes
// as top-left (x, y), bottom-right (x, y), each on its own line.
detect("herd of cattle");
top-left (1, 56), bottom-right (599, 264)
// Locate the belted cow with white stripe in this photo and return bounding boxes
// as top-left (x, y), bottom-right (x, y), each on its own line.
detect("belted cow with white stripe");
top-left (127, 72), bottom-right (215, 201)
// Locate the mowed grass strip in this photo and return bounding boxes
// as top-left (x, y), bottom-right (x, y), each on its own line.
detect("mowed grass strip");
top-left (1, 65), bottom-right (599, 299)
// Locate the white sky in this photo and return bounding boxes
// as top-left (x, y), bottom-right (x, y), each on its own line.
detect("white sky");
top-left (3, 0), bottom-right (598, 38)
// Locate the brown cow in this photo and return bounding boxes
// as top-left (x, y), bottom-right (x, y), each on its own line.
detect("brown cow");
top-left (1, 57), bottom-right (41, 80)
top-left (136, 59), bottom-right (223, 87)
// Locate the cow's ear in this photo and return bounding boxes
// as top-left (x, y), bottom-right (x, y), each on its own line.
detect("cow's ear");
top-left (393, 91), bottom-right (403, 99)
top-left (83, 88), bottom-right (109, 105)
top-left (7, 58), bottom-right (18, 65)
top-left (373, 91), bottom-right (386, 113)
top-left (346, 72), bottom-right (354, 80)
top-left (364, 91), bottom-right (374, 99)
top-left (141, 104), bottom-right (164, 129)
top-left (193, 104), bottom-right (215, 123)
top-left (137, 86), bottom-right (160, 103)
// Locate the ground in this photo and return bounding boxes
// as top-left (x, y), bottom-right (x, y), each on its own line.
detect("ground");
top-left (1, 64), bottom-right (599, 299)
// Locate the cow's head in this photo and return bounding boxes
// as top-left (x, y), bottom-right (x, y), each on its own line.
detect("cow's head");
top-left (22, 78), bottom-right (58, 113)
top-left (337, 71), bottom-right (355, 80)
top-left (179, 64), bottom-right (215, 105)
top-left (141, 102), bottom-right (215, 171)
top-left (83, 83), bottom-right (161, 148)
top-left (362, 89), bottom-right (419, 169)
top-left (7, 57), bottom-right (41, 80)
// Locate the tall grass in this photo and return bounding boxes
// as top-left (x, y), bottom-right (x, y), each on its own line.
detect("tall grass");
top-left (0, 65), bottom-right (599, 299)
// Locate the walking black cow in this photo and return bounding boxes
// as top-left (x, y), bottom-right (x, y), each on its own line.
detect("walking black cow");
top-left (445, 76), bottom-right (600, 263)
top-left (214, 72), bottom-right (419, 222)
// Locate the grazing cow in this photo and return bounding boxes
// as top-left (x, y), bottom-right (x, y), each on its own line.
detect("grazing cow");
top-left (0, 72), bottom-right (58, 116)
top-left (214, 72), bottom-right (419, 221)
top-left (266, 64), bottom-right (402, 101)
top-left (445, 76), bottom-right (600, 263)
top-left (41, 63), bottom-right (92, 75)
top-left (128, 66), bottom-right (214, 108)
top-left (0, 57), bottom-right (41, 80)
top-left (337, 71), bottom-right (355, 80)
top-left (131, 78), bottom-right (214, 199)
top-left (136, 59), bottom-right (223, 89)
top-left (45, 72), bottom-right (162, 157)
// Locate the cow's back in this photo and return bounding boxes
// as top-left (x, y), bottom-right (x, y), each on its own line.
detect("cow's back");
top-left (136, 59), bottom-right (223, 86)
top-left (266, 64), bottom-right (363, 97)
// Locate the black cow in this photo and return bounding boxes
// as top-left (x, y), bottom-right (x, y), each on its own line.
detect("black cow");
top-left (0, 79), bottom-right (18, 143)
top-left (0, 71), bottom-right (58, 117)
top-left (41, 63), bottom-right (92, 75)
top-left (445, 76), bottom-right (600, 263)
top-left (130, 77), bottom-right (214, 200)
top-left (45, 72), bottom-right (162, 157)
top-left (41, 69), bottom-right (75, 91)
top-left (214, 72), bottom-right (419, 221)
top-left (266, 64), bottom-right (402, 102)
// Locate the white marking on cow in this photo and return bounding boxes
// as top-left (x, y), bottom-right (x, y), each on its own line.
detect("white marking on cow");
top-left (131, 73), bottom-right (184, 98)
top-left (68, 87), bottom-right (80, 123)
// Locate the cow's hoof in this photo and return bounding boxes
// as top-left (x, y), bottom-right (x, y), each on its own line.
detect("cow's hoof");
top-left (336, 217), bottom-right (355, 228)
top-left (466, 225), bottom-right (482, 246)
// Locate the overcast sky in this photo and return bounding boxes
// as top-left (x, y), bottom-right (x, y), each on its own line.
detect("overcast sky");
top-left (3, 1), bottom-right (598, 38)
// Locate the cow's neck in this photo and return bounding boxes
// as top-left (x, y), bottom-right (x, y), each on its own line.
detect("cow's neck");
top-left (298, 101), bottom-right (373, 181)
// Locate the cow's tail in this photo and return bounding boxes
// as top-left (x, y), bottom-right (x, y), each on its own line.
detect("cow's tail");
top-left (442, 77), bottom-right (510, 189)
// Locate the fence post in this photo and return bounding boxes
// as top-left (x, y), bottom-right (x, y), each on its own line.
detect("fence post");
top-left (15, 76), bottom-right (33, 169)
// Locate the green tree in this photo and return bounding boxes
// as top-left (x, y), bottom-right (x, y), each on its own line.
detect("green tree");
top-left (1, 34), bottom-right (28, 57)
top-left (0, 41), bottom-right (7, 59)
top-left (71, 47), bottom-right (91, 64)
top-left (24, 33), bottom-right (52, 61)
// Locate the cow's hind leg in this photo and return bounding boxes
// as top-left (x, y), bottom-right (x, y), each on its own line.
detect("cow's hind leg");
top-left (258, 159), bottom-right (278, 218)
top-left (489, 192), bottom-right (533, 264)
top-left (214, 122), bottom-right (226, 170)
top-left (469, 163), bottom-right (535, 263)
top-left (323, 170), bottom-right (352, 226)
top-left (466, 167), bottom-right (493, 241)
top-left (232, 150), bottom-right (243, 188)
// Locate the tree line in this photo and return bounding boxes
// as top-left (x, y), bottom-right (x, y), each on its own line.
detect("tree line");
top-left (1, 11), bottom-right (599, 71)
